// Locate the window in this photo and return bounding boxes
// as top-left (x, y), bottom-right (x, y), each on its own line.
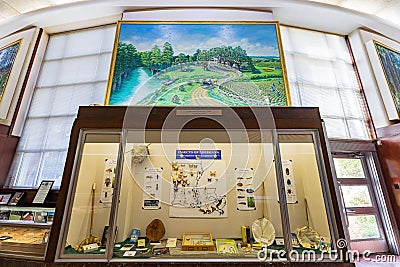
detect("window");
top-left (280, 27), bottom-right (370, 139)
top-left (7, 25), bottom-right (116, 188)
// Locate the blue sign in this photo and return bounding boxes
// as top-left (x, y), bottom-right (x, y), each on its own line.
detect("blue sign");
top-left (176, 150), bottom-right (221, 160)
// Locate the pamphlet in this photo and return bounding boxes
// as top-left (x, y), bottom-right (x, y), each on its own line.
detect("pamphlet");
top-left (166, 237), bottom-right (177, 248)
top-left (215, 239), bottom-right (238, 254)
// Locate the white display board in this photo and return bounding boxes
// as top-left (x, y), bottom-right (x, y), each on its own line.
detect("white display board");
top-left (142, 168), bottom-right (163, 210)
top-left (100, 159), bottom-right (117, 207)
top-left (282, 160), bottom-right (297, 204)
top-left (235, 168), bottom-right (256, 211)
top-left (169, 160), bottom-right (227, 218)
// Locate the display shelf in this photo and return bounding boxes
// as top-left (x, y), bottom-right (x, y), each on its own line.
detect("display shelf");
top-left (0, 206), bottom-right (55, 211)
top-left (0, 220), bottom-right (52, 228)
top-left (0, 189), bottom-right (58, 208)
top-left (0, 193), bottom-right (55, 261)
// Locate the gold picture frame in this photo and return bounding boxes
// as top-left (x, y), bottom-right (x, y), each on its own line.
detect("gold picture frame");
top-left (105, 21), bottom-right (290, 107)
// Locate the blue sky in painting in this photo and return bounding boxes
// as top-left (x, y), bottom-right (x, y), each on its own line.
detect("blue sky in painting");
top-left (119, 23), bottom-right (280, 57)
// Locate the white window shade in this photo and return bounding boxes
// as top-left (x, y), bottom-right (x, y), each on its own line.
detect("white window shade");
top-left (281, 26), bottom-right (370, 140)
top-left (8, 24), bottom-right (115, 188)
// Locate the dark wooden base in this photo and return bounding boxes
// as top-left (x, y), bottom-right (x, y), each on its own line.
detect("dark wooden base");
top-left (0, 258), bottom-right (355, 267)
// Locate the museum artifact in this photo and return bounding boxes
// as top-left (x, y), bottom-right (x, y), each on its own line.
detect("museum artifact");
top-left (146, 219), bottom-right (165, 242)
top-left (74, 183), bottom-right (101, 252)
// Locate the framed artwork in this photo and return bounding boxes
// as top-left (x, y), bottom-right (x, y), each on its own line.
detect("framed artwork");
top-left (8, 191), bottom-right (24, 205)
top-left (0, 193), bottom-right (12, 204)
top-left (0, 40), bottom-right (21, 105)
top-left (8, 192), bottom-right (25, 206)
top-left (374, 41), bottom-right (400, 116)
top-left (105, 21), bottom-right (289, 107)
top-left (367, 40), bottom-right (400, 120)
top-left (0, 40), bottom-right (21, 107)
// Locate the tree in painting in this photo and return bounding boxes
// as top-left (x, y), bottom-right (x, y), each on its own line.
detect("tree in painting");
top-left (108, 23), bottom-right (287, 107)
top-left (376, 43), bottom-right (400, 114)
top-left (0, 41), bottom-right (19, 101)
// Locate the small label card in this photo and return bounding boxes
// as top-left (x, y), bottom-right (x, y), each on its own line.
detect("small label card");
top-left (123, 251), bottom-right (137, 257)
top-left (32, 181), bottom-right (54, 204)
top-left (166, 238), bottom-right (177, 248)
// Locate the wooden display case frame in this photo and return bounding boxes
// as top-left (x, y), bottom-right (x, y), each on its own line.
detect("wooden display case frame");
top-left (37, 106), bottom-right (353, 267)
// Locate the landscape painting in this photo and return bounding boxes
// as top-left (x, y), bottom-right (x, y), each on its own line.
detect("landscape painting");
top-left (374, 41), bottom-right (400, 115)
top-left (0, 40), bottom-right (20, 103)
top-left (106, 22), bottom-right (289, 107)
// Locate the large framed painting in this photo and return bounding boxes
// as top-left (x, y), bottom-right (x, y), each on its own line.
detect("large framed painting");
top-left (0, 28), bottom-right (39, 124)
top-left (0, 40), bottom-right (20, 105)
top-left (374, 41), bottom-right (400, 117)
top-left (105, 22), bottom-right (290, 107)
top-left (366, 40), bottom-right (400, 120)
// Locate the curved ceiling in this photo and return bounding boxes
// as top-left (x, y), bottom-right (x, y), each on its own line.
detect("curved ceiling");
top-left (0, 0), bottom-right (399, 42)
top-left (0, 0), bottom-right (399, 27)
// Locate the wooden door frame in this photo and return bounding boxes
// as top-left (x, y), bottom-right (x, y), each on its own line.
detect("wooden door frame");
top-left (329, 140), bottom-right (400, 255)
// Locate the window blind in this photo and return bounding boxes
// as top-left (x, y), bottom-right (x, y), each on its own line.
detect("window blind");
top-left (280, 26), bottom-right (370, 139)
top-left (7, 25), bottom-right (115, 188)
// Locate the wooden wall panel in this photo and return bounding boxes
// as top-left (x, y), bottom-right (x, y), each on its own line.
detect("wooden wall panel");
top-left (0, 133), bottom-right (19, 187)
top-left (377, 124), bottom-right (400, 228)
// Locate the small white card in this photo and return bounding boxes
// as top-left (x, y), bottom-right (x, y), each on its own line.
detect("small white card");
top-left (166, 237), bottom-right (177, 248)
top-left (275, 238), bottom-right (284, 246)
top-left (123, 251), bottom-right (137, 257)
top-left (120, 244), bottom-right (134, 251)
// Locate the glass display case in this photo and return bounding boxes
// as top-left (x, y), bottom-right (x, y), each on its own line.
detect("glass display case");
top-left (51, 106), bottom-right (350, 265)
top-left (0, 190), bottom-right (56, 260)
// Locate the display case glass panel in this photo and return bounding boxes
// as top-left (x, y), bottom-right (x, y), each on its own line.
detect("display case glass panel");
top-left (59, 132), bottom-right (121, 259)
top-left (110, 128), bottom-right (286, 261)
top-left (277, 133), bottom-right (334, 259)
top-left (53, 106), bottom-right (344, 264)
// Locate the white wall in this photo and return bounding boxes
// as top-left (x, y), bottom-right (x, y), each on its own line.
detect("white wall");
top-left (349, 28), bottom-right (400, 127)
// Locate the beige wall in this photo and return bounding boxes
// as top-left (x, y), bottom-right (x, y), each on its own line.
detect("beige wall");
top-left (280, 143), bottom-right (331, 238)
top-left (115, 142), bottom-right (331, 242)
top-left (349, 28), bottom-right (400, 127)
top-left (66, 143), bottom-right (119, 247)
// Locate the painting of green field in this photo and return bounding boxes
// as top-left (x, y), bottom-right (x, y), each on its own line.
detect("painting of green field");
top-left (0, 41), bottom-right (20, 103)
top-left (107, 22), bottom-right (289, 107)
top-left (375, 42), bottom-right (400, 115)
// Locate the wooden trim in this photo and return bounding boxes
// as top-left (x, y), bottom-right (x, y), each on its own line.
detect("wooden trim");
top-left (9, 28), bottom-right (43, 135)
top-left (377, 123), bottom-right (400, 138)
top-left (345, 35), bottom-right (377, 140)
top-left (376, 132), bottom-right (400, 232)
